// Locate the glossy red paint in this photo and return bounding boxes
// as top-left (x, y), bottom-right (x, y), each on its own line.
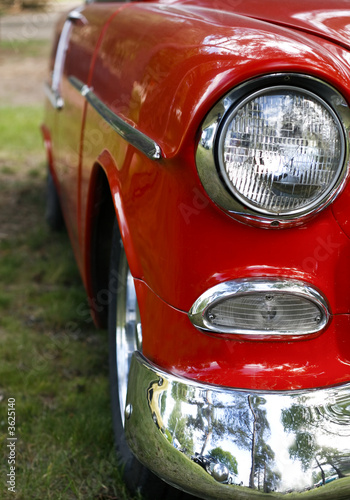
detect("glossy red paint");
top-left (47, 4), bottom-right (126, 279)
top-left (42, 0), bottom-right (350, 391)
top-left (80, 3), bottom-right (350, 305)
top-left (136, 279), bottom-right (350, 391)
top-left (88, 3), bottom-right (350, 158)
top-left (214, 0), bottom-right (350, 51)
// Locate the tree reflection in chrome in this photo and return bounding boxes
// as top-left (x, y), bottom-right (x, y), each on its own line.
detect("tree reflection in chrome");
top-left (221, 394), bottom-right (281, 491)
top-left (282, 400), bottom-right (350, 486)
top-left (131, 352), bottom-right (350, 494)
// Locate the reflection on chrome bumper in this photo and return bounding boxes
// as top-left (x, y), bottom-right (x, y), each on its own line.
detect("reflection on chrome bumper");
top-left (125, 352), bottom-right (350, 499)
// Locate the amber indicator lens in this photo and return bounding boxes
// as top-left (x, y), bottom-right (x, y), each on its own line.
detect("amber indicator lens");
top-left (219, 87), bottom-right (344, 216)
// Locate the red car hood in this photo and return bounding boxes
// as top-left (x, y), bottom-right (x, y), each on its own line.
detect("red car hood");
top-left (239, 0), bottom-right (350, 49)
top-left (171, 0), bottom-right (350, 50)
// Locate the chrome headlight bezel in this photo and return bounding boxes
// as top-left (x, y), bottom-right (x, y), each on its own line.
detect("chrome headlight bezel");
top-left (196, 74), bottom-right (350, 228)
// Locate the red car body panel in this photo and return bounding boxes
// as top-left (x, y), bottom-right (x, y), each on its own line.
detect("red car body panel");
top-left (44, 1), bottom-right (350, 392)
top-left (137, 279), bottom-right (350, 391)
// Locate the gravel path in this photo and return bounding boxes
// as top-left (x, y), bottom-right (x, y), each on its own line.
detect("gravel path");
top-left (1, 10), bottom-right (62, 41)
top-left (0, 1), bottom-right (80, 105)
top-left (0, 1), bottom-right (78, 41)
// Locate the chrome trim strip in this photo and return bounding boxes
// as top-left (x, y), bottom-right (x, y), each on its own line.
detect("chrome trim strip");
top-left (188, 278), bottom-right (330, 337)
top-left (196, 73), bottom-right (350, 229)
top-left (47, 10), bottom-right (79, 111)
top-left (67, 10), bottom-right (87, 25)
top-left (68, 76), bottom-right (162, 160)
top-left (125, 352), bottom-right (350, 498)
top-left (44, 82), bottom-right (64, 110)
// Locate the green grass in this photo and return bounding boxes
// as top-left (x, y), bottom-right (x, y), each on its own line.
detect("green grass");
top-left (0, 39), bottom-right (50, 57)
top-left (0, 106), bottom-right (44, 161)
top-left (0, 102), bottom-right (138, 498)
top-left (285, 477), bottom-right (350, 499)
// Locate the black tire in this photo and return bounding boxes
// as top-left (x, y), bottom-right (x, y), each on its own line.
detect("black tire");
top-left (46, 169), bottom-right (64, 231)
top-left (108, 220), bottom-right (198, 500)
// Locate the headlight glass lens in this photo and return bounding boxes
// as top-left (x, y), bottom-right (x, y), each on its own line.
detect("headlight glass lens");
top-left (218, 87), bottom-right (345, 215)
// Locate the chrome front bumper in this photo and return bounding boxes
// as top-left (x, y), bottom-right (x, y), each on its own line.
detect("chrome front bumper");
top-left (125, 352), bottom-right (350, 499)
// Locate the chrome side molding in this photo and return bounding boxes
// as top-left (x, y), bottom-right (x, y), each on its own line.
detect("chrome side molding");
top-left (68, 76), bottom-right (162, 160)
top-left (45, 10), bottom-right (80, 111)
top-left (125, 352), bottom-right (350, 499)
top-left (44, 82), bottom-right (64, 110)
top-left (67, 10), bottom-right (87, 26)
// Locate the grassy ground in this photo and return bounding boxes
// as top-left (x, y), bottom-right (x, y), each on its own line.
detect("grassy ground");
top-left (0, 100), bottom-right (136, 499)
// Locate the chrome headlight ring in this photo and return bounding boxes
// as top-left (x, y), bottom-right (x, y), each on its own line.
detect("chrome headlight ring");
top-left (196, 74), bottom-right (350, 228)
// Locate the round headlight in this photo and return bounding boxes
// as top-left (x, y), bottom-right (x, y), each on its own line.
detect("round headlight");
top-left (218, 87), bottom-right (345, 216)
top-left (196, 75), bottom-right (350, 226)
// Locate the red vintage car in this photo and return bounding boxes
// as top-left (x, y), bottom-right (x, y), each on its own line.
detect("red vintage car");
top-left (42, 0), bottom-right (350, 498)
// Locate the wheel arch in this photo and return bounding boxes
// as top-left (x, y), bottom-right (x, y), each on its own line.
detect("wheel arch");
top-left (41, 124), bottom-right (54, 172)
top-left (84, 150), bottom-right (143, 328)
top-left (41, 123), bottom-right (59, 186)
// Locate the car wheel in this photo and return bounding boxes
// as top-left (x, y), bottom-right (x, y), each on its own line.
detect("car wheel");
top-left (108, 220), bottom-right (198, 500)
top-left (46, 168), bottom-right (64, 231)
